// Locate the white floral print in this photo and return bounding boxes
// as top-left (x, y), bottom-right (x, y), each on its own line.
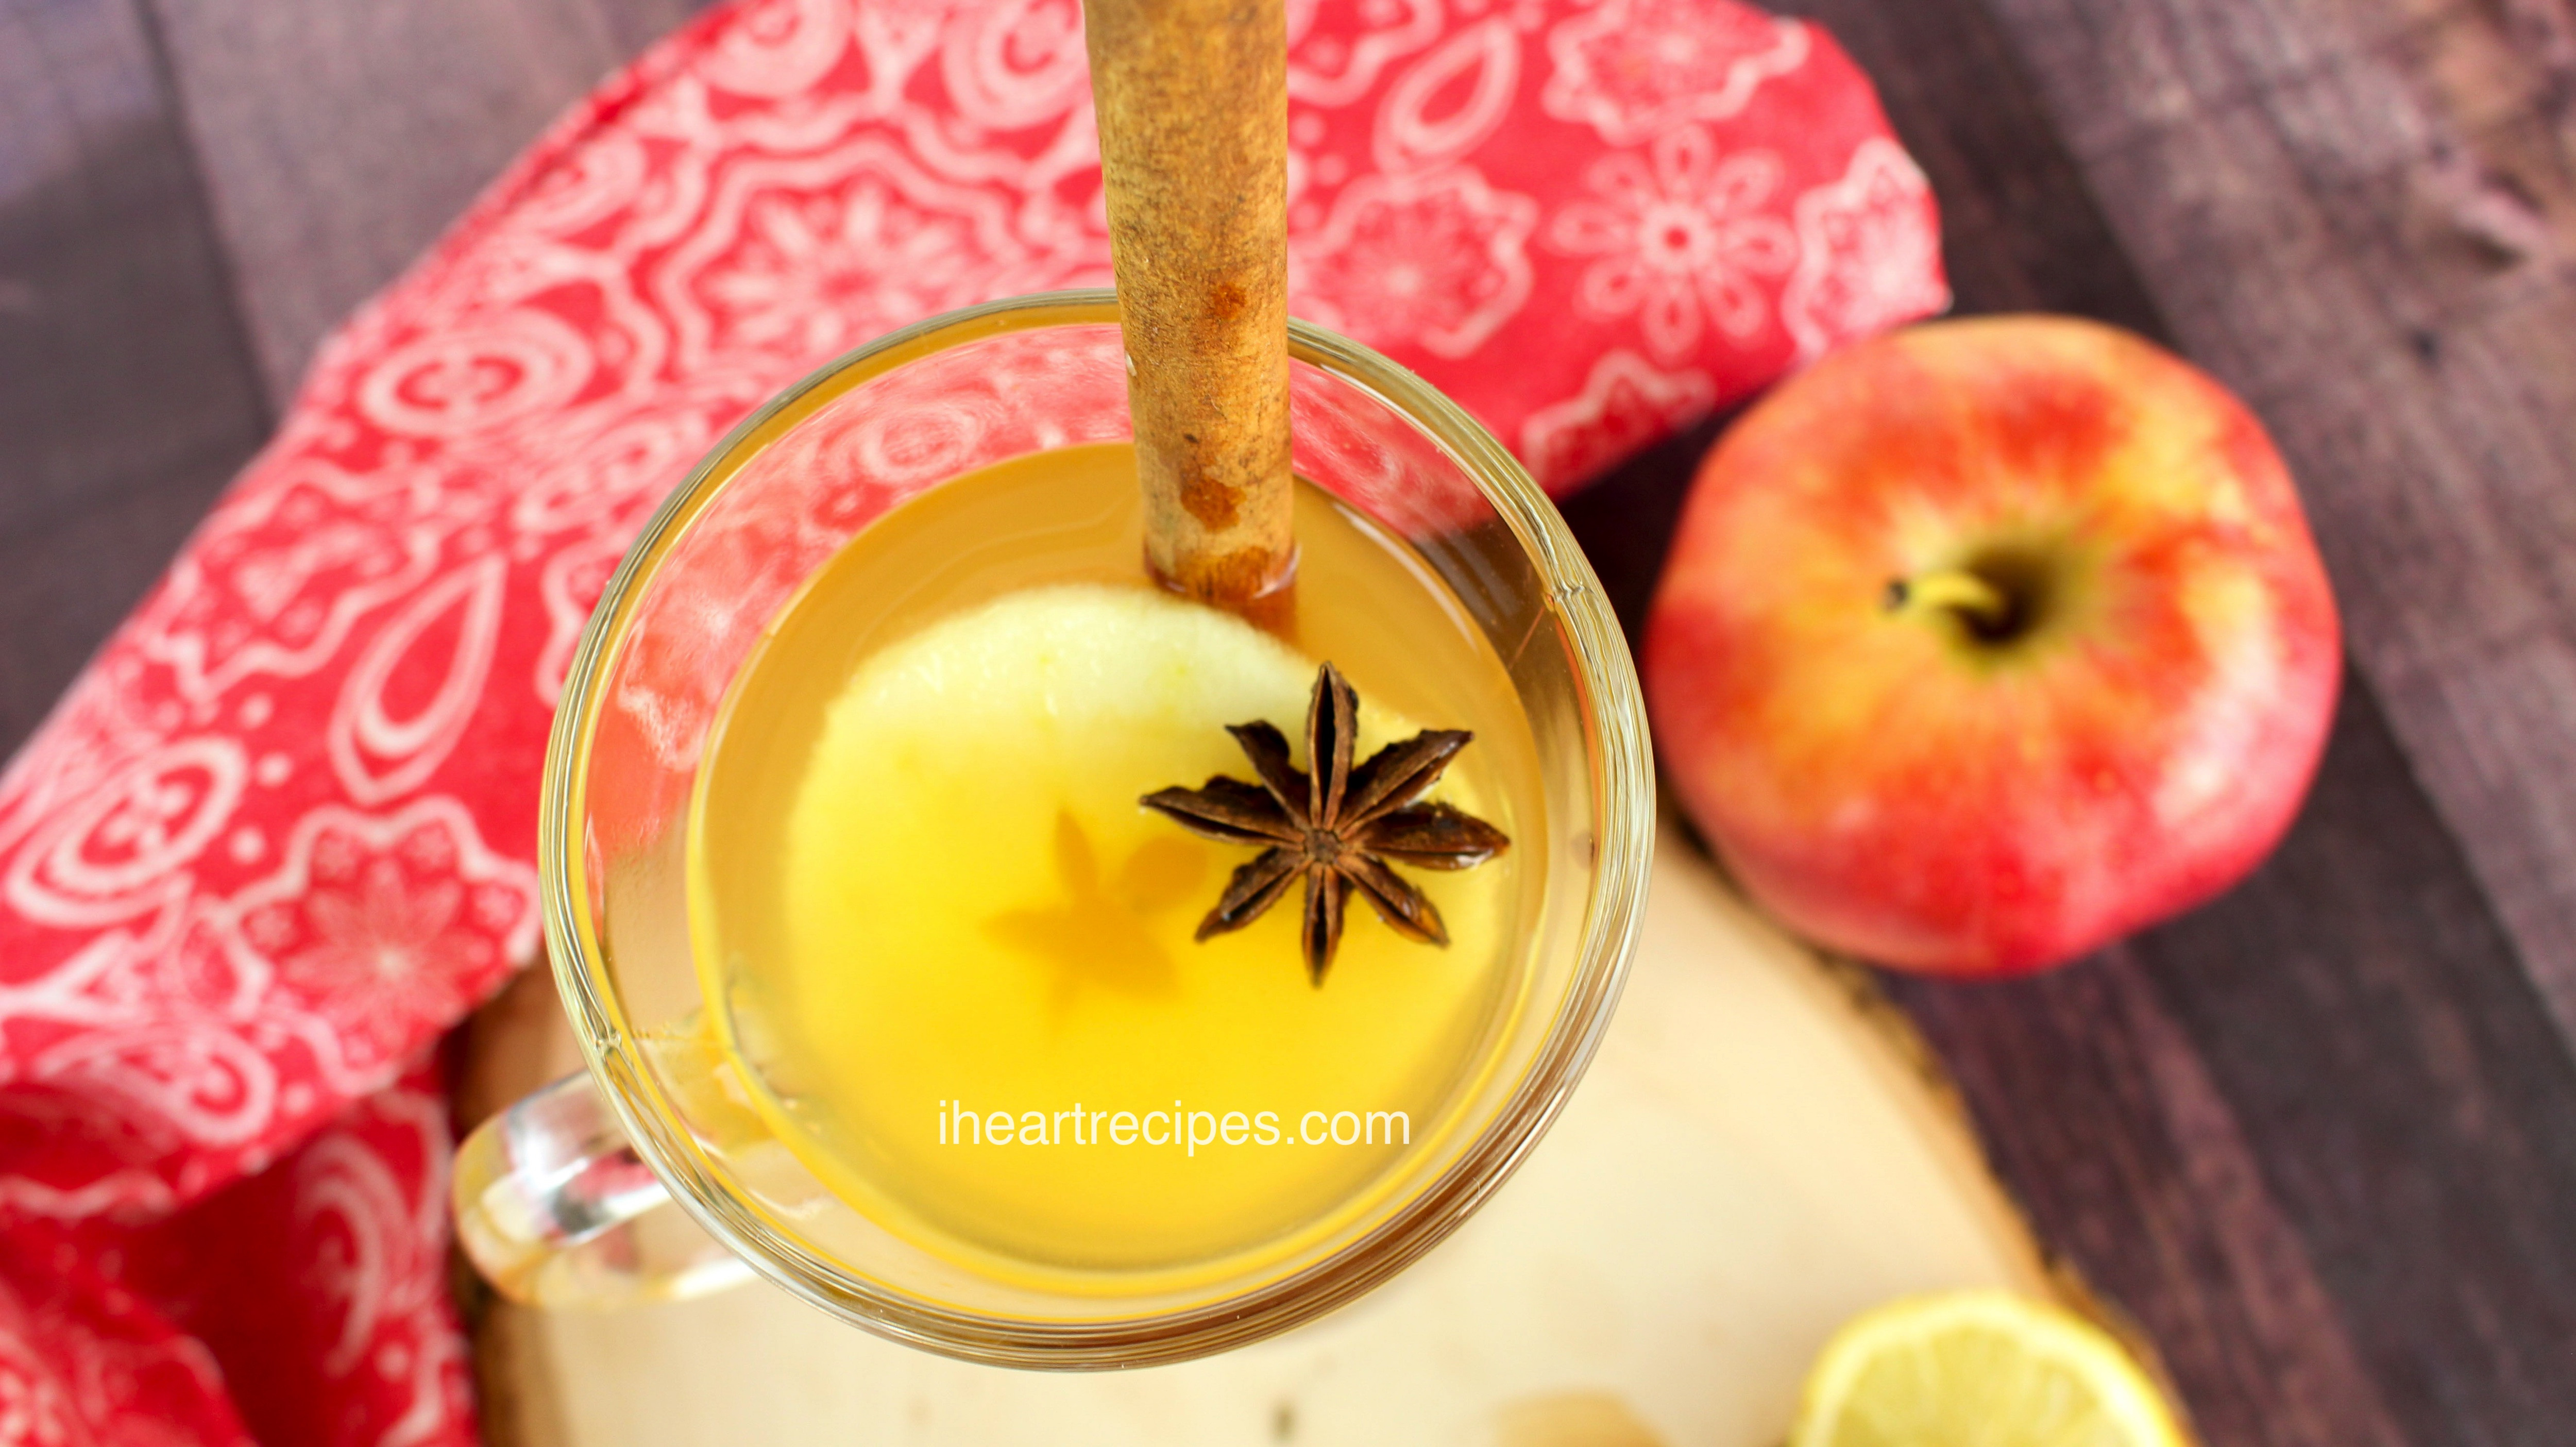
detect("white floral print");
top-left (1294, 167), bottom-right (1539, 358)
top-left (1547, 126), bottom-right (1797, 361)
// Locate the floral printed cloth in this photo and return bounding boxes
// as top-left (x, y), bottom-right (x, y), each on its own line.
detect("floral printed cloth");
top-left (0, 0), bottom-right (1942, 1440)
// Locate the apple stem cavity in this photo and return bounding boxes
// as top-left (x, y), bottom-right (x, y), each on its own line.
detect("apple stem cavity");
top-left (1884, 569), bottom-right (2016, 639)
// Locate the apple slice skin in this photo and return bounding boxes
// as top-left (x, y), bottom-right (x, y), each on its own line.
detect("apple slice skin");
top-left (1643, 315), bottom-right (2343, 978)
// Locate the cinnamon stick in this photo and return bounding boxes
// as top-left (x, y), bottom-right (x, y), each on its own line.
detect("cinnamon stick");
top-left (1084, 0), bottom-right (1296, 613)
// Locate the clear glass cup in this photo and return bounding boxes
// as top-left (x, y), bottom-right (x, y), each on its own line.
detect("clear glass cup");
top-left (452, 291), bottom-right (1654, 1368)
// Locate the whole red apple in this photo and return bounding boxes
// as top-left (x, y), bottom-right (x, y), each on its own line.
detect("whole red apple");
top-left (1645, 315), bottom-right (2341, 977)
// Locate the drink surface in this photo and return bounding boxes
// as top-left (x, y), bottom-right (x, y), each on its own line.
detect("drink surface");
top-left (688, 442), bottom-right (1545, 1281)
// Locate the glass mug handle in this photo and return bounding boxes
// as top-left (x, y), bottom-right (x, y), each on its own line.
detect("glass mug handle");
top-left (453, 1070), bottom-right (754, 1307)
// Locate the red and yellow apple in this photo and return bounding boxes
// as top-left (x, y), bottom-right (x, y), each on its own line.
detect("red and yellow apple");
top-left (1644, 315), bottom-right (2341, 977)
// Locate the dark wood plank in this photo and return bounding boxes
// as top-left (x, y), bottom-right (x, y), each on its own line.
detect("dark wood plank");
top-left (1575, 3), bottom-right (2576, 1440)
top-left (0, 477), bottom-right (274, 757)
top-left (2137, 686), bottom-right (2576, 1441)
top-left (1973, 0), bottom-right (2576, 1068)
top-left (1887, 908), bottom-right (2413, 1447)
top-left (1775, 0), bottom-right (2172, 335)
top-left (143, 0), bottom-right (712, 405)
top-left (0, 0), bottom-right (271, 754)
top-left (1576, 434), bottom-right (2576, 1447)
top-left (1895, 675), bottom-right (2576, 1447)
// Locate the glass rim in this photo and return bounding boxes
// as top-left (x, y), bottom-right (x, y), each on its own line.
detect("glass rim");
top-left (537, 289), bottom-right (1656, 1367)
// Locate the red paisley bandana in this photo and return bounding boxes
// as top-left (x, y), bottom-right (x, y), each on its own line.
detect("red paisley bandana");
top-left (0, 0), bottom-right (1942, 1439)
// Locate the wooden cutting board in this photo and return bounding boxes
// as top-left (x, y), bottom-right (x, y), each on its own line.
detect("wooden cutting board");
top-left (461, 830), bottom-right (2054, 1446)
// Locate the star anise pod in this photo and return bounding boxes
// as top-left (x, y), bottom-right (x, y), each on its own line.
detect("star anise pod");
top-left (1141, 662), bottom-right (1510, 985)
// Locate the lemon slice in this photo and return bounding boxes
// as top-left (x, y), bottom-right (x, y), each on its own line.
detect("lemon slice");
top-left (1792, 1290), bottom-right (2190, 1447)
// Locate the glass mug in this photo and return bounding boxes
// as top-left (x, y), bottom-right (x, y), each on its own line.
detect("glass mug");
top-left (453, 291), bottom-right (1653, 1368)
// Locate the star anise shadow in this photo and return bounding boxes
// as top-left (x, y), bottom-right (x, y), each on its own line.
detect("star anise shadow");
top-left (986, 811), bottom-right (1207, 1015)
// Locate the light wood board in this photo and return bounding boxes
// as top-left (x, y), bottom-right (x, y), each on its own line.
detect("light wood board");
top-left (467, 831), bottom-right (2051, 1446)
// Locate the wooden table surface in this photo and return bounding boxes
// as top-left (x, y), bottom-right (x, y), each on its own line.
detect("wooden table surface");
top-left (6, 0), bottom-right (2573, 1441)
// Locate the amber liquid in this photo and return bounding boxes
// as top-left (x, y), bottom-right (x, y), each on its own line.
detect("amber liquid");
top-left (688, 442), bottom-right (1546, 1285)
